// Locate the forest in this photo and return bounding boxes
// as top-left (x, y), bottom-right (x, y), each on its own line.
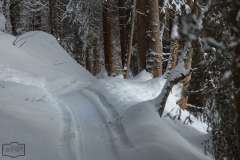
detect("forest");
top-left (0, 0), bottom-right (240, 159)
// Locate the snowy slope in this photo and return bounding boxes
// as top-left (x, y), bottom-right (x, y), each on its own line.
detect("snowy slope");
top-left (0, 31), bottom-right (94, 160)
top-left (0, 31), bottom-right (211, 160)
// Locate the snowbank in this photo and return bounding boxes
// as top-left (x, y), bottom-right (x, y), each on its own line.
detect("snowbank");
top-left (89, 72), bottom-right (211, 160)
top-left (0, 31), bottom-right (94, 160)
top-left (0, 31), bottom-right (94, 93)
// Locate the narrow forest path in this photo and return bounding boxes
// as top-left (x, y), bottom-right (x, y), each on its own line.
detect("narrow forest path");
top-left (55, 87), bottom-right (147, 160)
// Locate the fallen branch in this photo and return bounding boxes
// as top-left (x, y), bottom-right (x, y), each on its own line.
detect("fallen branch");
top-left (28, 95), bottom-right (49, 103)
top-left (13, 31), bottom-right (40, 46)
top-left (154, 42), bottom-right (192, 117)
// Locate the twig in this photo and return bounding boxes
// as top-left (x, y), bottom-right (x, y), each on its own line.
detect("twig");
top-left (18, 39), bottom-right (27, 48)
top-left (0, 81), bottom-right (5, 88)
top-left (36, 95), bottom-right (46, 103)
top-left (13, 35), bottom-right (19, 46)
top-left (13, 31), bottom-right (40, 46)
top-left (108, 122), bottom-right (114, 126)
top-left (183, 116), bottom-right (194, 125)
top-left (54, 62), bottom-right (67, 65)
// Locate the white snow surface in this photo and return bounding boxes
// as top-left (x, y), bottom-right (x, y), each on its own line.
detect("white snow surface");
top-left (0, 31), bottom-right (212, 160)
top-left (0, 14), bottom-right (5, 32)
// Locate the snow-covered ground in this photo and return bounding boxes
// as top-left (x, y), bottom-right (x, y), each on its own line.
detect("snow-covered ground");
top-left (0, 14), bottom-right (6, 32)
top-left (0, 31), bottom-right (212, 160)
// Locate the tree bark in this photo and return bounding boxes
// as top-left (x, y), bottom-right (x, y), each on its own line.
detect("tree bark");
top-left (146, 0), bottom-right (163, 78)
top-left (178, 48), bottom-right (193, 110)
top-left (118, 0), bottom-right (128, 69)
top-left (137, 0), bottom-right (147, 71)
top-left (178, 0), bottom-right (198, 110)
top-left (102, 2), bottom-right (113, 76)
top-left (167, 7), bottom-right (179, 75)
top-left (49, 0), bottom-right (55, 35)
top-left (124, 0), bottom-right (137, 78)
top-left (231, 3), bottom-right (240, 157)
top-left (93, 40), bottom-right (99, 76)
top-left (3, 0), bottom-right (8, 32)
top-left (168, 38), bottom-right (179, 74)
top-left (86, 59), bottom-right (92, 74)
top-left (9, 0), bottom-right (20, 36)
top-left (54, 0), bottom-right (59, 39)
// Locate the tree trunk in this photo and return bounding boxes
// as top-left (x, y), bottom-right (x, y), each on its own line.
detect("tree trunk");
top-left (137, 0), bottom-right (147, 72)
top-left (124, 0), bottom-right (137, 78)
top-left (49, 0), bottom-right (55, 35)
top-left (131, 29), bottom-right (139, 76)
top-left (86, 56), bottom-right (93, 75)
top-left (231, 3), bottom-right (240, 157)
top-left (9, 0), bottom-right (20, 36)
top-left (93, 40), bottom-right (99, 76)
top-left (234, 42), bottom-right (240, 159)
top-left (178, 0), bottom-right (197, 110)
top-left (167, 9), bottom-right (179, 75)
top-left (102, 2), bottom-right (113, 76)
top-left (178, 48), bottom-right (193, 110)
top-left (118, 0), bottom-right (128, 69)
top-left (3, 0), bottom-right (8, 32)
top-left (154, 42), bottom-right (192, 117)
top-left (146, 0), bottom-right (162, 78)
top-left (54, 0), bottom-right (59, 39)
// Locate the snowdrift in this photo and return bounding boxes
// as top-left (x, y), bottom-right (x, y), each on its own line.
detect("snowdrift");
top-left (89, 74), bottom-right (211, 160)
top-left (0, 31), bottom-right (94, 160)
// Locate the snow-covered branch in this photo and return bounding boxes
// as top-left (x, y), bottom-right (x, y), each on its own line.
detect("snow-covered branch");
top-left (153, 42), bottom-right (192, 117)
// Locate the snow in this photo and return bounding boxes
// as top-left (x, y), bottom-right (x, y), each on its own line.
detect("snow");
top-left (0, 31), bottom-right (212, 160)
top-left (171, 16), bottom-right (179, 39)
top-left (0, 14), bottom-right (5, 32)
top-left (222, 70), bottom-right (231, 80)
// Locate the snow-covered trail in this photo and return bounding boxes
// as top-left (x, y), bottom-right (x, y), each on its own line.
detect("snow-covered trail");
top-left (59, 90), bottom-right (117, 160)
top-left (57, 87), bottom-right (146, 160)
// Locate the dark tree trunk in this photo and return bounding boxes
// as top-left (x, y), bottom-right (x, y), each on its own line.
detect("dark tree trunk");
top-left (93, 40), bottom-right (99, 76)
top-left (118, 0), bottom-right (128, 69)
top-left (86, 58), bottom-right (93, 75)
top-left (231, 2), bottom-right (240, 157)
top-left (102, 2), bottom-right (113, 76)
top-left (49, 0), bottom-right (55, 35)
top-left (3, 0), bottom-right (7, 32)
top-left (124, 0), bottom-right (137, 78)
top-left (9, 0), bottom-right (20, 36)
top-left (137, 0), bottom-right (147, 71)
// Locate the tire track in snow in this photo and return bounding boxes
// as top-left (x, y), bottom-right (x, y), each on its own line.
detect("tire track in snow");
top-left (53, 94), bottom-right (82, 160)
top-left (61, 90), bottom-right (118, 160)
top-left (82, 88), bottom-right (147, 160)
top-left (79, 91), bottom-right (120, 160)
